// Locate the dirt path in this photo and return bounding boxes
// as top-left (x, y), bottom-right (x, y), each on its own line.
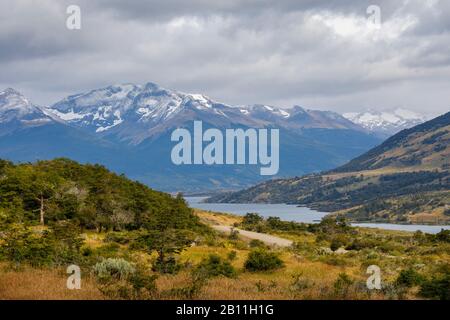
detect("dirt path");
top-left (211, 225), bottom-right (293, 247)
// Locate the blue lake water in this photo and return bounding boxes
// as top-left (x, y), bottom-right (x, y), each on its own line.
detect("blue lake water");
top-left (186, 197), bottom-right (450, 234)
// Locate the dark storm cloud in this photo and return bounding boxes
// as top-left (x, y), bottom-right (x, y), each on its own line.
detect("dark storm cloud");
top-left (0, 0), bottom-right (449, 116)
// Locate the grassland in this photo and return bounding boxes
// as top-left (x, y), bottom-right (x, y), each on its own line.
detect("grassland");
top-left (1, 209), bottom-right (449, 300)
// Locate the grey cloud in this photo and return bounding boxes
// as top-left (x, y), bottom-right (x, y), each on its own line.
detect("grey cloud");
top-left (0, 0), bottom-right (449, 116)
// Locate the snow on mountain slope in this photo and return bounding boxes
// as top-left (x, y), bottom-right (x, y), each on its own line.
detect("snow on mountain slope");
top-left (0, 88), bottom-right (55, 126)
top-left (1, 85), bottom-right (384, 191)
top-left (343, 108), bottom-right (428, 136)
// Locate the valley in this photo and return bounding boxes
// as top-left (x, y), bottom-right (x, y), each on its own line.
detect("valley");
top-left (209, 112), bottom-right (450, 225)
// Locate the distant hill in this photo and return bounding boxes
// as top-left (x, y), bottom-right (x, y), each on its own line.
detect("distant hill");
top-left (0, 158), bottom-right (201, 231)
top-left (335, 111), bottom-right (450, 172)
top-left (210, 112), bottom-right (450, 224)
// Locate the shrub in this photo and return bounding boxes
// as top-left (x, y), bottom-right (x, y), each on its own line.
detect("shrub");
top-left (435, 229), bottom-right (450, 243)
top-left (249, 239), bottom-right (266, 248)
top-left (227, 250), bottom-right (237, 261)
top-left (93, 258), bottom-right (136, 281)
top-left (242, 213), bottom-right (264, 226)
top-left (94, 261), bottom-right (158, 300)
top-left (290, 272), bottom-right (313, 295)
top-left (244, 248), bottom-right (284, 272)
top-left (345, 238), bottom-right (377, 251)
top-left (152, 256), bottom-right (182, 274)
top-left (419, 274), bottom-right (450, 300)
top-left (333, 273), bottom-right (354, 298)
top-left (396, 268), bottom-right (425, 287)
top-left (0, 222), bottom-right (83, 267)
top-left (194, 254), bottom-right (236, 278)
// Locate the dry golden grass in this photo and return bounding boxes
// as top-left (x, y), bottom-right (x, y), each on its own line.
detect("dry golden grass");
top-left (0, 264), bottom-right (104, 300)
top-left (1, 209), bottom-right (442, 300)
top-left (195, 209), bottom-right (242, 226)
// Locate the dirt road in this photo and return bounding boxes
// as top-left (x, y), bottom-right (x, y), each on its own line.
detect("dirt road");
top-left (211, 225), bottom-right (293, 247)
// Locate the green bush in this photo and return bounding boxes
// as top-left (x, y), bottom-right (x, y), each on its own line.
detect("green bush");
top-left (244, 248), bottom-right (284, 272)
top-left (249, 239), bottom-right (266, 248)
top-left (93, 258), bottom-right (136, 281)
top-left (396, 268), bottom-right (425, 287)
top-left (329, 234), bottom-right (350, 251)
top-left (152, 256), bottom-right (182, 274)
top-left (94, 261), bottom-right (158, 300)
top-left (0, 222), bottom-right (83, 267)
top-left (227, 250), bottom-right (237, 261)
top-left (419, 274), bottom-right (450, 300)
top-left (345, 238), bottom-right (378, 251)
top-left (333, 273), bottom-right (354, 298)
top-left (435, 229), bottom-right (450, 243)
top-left (195, 254), bottom-right (236, 278)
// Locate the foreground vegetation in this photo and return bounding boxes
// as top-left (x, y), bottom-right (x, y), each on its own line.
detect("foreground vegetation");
top-left (1, 207), bottom-right (449, 299)
top-left (0, 158), bottom-right (448, 300)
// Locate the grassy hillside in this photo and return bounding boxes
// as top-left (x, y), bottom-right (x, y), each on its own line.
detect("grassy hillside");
top-left (209, 112), bottom-right (450, 224)
top-left (335, 112), bottom-right (450, 172)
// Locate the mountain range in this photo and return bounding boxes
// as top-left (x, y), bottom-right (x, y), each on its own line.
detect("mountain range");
top-left (208, 112), bottom-right (450, 224)
top-left (343, 108), bottom-right (428, 138)
top-left (0, 83), bottom-right (422, 192)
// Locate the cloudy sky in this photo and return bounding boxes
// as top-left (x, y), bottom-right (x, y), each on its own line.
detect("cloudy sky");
top-left (1, 0), bottom-right (449, 116)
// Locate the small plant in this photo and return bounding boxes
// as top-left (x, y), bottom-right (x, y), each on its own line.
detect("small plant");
top-left (93, 258), bottom-right (136, 281)
top-left (152, 256), bottom-right (181, 274)
top-left (290, 272), bottom-right (313, 295)
top-left (227, 250), bottom-right (237, 261)
top-left (194, 254), bottom-right (236, 278)
top-left (255, 280), bottom-right (277, 292)
top-left (249, 239), bottom-right (266, 248)
top-left (228, 228), bottom-right (240, 240)
top-left (396, 268), bottom-right (425, 287)
top-left (244, 248), bottom-right (284, 272)
top-left (333, 273), bottom-right (354, 299)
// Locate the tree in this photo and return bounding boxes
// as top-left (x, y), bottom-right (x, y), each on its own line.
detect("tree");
top-left (29, 169), bottom-right (61, 226)
top-left (138, 229), bottom-right (194, 273)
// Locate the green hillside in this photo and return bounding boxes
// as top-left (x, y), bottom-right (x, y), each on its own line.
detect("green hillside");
top-left (210, 112), bottom-right (450, 224)
top-left (0, 158), bottom-right (201, 231)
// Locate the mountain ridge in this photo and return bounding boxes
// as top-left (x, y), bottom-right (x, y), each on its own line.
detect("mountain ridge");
top-left (0, 83), bottom-right (384, 191)
top-left (343, 108), bottom-right (428, 137)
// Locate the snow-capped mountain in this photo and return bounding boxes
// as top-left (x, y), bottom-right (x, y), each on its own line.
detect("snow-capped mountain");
top-left (240, 104), bottom-right (361, 130)
top-left (48, 82), bottom-right (264, 144)
top-left (343, 109), bottom-right (428, 137)
top-left (0, 88), bottom-right (56, 127)
top-left (47, 82), bottom-right (364, 144)
top-left (0, 83), bottom-right (383, 191)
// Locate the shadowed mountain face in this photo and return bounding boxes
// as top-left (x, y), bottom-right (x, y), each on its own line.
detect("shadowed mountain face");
top-left (0, 84), bottom-right (382, 192)
top-left (334, 112), bottom-right (450, 173)
top-left (208, 112), bottom-right (450, 224)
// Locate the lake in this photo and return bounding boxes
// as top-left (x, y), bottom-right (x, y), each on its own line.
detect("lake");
top-left (186, 197), bottom-right (450, 234)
